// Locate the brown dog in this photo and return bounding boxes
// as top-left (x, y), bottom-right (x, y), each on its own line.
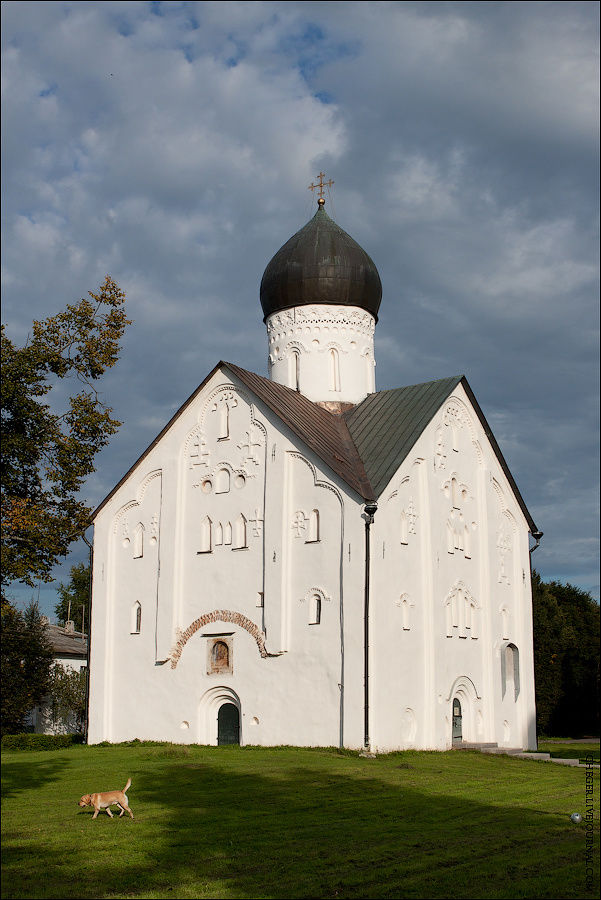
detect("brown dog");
top-left (78, 777), bottom-right (134, 819)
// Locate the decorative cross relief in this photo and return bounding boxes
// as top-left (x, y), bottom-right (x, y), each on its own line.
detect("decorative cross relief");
top-left (249, 508), bottom-right (264, 538)
top-left (212, 391), bottom-right (238, 440)
top-left (149, 514), bottom-right (159, 545)
top-left (238, 427), bottom-right (262, 468)
top-left (292, 510), bottom-right (308, 537)
top-left (189, 431), bottom-right (210, 468)
top-left (400, 498), bottom-right (418, 545)
top-left (443, 475), bottom-right (474, 558)
top-left (497, 528), bottom-right (512, 584)
top-left (407, 499), bottom-right (418, 535)
top-left (122, 522), bottom-right (130, 547)
top-left (443, 475), bottom-right (469, 510)
top-left (434, 427), bottom-right (447, 470)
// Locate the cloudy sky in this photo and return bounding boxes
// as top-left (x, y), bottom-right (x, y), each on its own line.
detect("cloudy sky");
top-left (2, 0), bottom-right (599, 618)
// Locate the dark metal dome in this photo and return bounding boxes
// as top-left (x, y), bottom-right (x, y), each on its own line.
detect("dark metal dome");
top-left (260, 202), bottom-right (382, 322)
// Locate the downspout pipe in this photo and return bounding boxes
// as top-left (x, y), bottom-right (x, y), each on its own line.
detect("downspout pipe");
top-left (82, 532), bottom-right (93, 745)
top-left (363, 501), bottom-right (378, 750)
top-left (529, 531), bottom-right (543, 555)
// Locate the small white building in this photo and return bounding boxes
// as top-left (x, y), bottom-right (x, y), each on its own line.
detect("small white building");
top-left (88, 198), bottom-right (540, 752)
top-left (29, 621), bottom-right (88, 735)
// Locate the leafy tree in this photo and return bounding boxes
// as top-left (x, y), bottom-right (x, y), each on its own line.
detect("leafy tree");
top-left (546, 579), bottom-right (600, 736)
top-left (1, 276), bottom-right (130, 594)
top-left (47, 662), bottom-right (87, 734)
top-left (532, 571), bottom-right (565, 733)
top-left (532, 570), bottom-right (600, 736)
top-left (1, 600), bottom-right (54, 736)
top-left (55, 563), bottom-right (90, 633)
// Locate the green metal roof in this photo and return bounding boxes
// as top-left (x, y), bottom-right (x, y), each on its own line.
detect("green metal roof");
top-left (344, 376), bottom-right (463, 498)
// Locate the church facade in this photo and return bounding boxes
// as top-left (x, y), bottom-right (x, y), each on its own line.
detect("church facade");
top-left (87, 197), bottom-right (540, 752)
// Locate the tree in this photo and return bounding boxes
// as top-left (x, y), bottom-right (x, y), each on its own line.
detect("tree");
top-left (532, 570), bottom-right (600, 736)
top-left (531, 571), bottom-right (565, 734)
top-left (55, 563), bottom-right (90, 633)
top-left (47, 662), bottom-right (87, 734)
top-left (1, 600), bottom-right (54, 736)
top-left (546, 579), bottom-right (600, 736)
top-left (1, 276), bottom-right (130, 593)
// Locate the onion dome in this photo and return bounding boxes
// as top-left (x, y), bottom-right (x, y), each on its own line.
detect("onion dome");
top-left (260, 199), bottom-right (382, 322)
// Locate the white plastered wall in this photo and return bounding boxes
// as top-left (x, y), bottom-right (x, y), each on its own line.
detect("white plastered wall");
top-left (369, 383), bottom-right (537, 753)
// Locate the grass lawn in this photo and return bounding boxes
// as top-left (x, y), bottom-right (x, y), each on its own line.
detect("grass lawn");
top-left (1, 744), bottom-right (598, 900)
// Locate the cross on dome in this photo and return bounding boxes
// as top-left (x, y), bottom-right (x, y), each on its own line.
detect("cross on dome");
top-left (308, 171), bottom-right (334, 203)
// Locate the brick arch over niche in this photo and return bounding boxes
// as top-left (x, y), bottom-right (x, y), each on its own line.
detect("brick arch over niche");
top-left (170, 610), bottom-right (270, 669)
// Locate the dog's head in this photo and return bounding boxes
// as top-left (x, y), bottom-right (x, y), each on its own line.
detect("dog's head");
top-left (78, 794), bottom-right (92, 807)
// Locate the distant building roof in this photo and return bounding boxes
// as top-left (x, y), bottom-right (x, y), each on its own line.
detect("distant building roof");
top-left (46, 623), bottom-right (87, 658)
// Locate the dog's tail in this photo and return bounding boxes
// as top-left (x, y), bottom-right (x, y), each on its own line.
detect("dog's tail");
top-left (123, 777), bottom-right (132, 793)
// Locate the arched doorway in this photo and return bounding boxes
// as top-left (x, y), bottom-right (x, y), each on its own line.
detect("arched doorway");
top-left (452, 698), bottom-right (463, 743)
top-left (217, 703), bottom-right (240, 745)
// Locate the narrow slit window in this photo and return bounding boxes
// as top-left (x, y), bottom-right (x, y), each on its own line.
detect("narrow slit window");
top-left (234, 514), bottom-right (247, 549)
top-left (133, 523), bottom-right (144, 559)
top-left (199, 516), bottom-right (212, 554)
top-left (329, 348), bottom-right (341, 392)
top-left (306, 509), bottom-right (320, 543)
top-left (290, 350), bottom-right (300, 391)
top-left (131, 602), bottom-right (141, 634)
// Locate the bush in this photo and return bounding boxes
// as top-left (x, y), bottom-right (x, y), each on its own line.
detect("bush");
top-left (1, 732), bottom-right (84, 750)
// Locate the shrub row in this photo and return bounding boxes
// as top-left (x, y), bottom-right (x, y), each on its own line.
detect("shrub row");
top-left (1, 733), bottom-right (85, 751)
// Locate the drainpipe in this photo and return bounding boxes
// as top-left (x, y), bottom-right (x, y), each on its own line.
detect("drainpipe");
top-left (529, 531), bottom-right (543, 555)
top-left (363, 501), bottom-right (378, 751)
top-left (82, 533), bottom-right (93, 745)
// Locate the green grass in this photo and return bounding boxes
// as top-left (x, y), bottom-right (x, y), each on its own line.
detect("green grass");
top-left (537, 740), bottom-right (600, 764)
top-left (1, 744), bottom-right (598, 899)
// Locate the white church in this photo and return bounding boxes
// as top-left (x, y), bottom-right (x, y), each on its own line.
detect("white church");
top-left (88, 191), bottom-right (541, 753)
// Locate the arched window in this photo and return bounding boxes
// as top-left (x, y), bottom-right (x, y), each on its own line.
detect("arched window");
top-left (234, 514), bottom-right (247, 549)
top-left (199, 516), bottom-right (212, 554)
top-left (215, 522), bottom-right (223, 546)
top-left (224, 522), bottom-right (232, 545)
top-left (501, 643), bottom-right (520, 701)
top-left (131, 602), bottom-right (141, 634)
top-left (289, 349), bottom-right (300, 391)
top-left (309, 594), bottom-right (321, 625)
top-left (215, 468), bottom-right (230, 494)
top-left (329, 348), bottom-right (341, 392)
top-left (133, 523), bottom-right (144, 559)
top-left (306, 509), bottom-right (320, 543)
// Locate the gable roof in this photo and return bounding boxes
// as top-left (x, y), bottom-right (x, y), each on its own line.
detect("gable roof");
top-left (93, 362), bottom-right (538, 534)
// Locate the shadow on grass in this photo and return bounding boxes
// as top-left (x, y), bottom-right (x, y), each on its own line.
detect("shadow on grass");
top-left (1, 756), bottom-right (72, 800)
top-left (1, 748), bottom-right (593, 900)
